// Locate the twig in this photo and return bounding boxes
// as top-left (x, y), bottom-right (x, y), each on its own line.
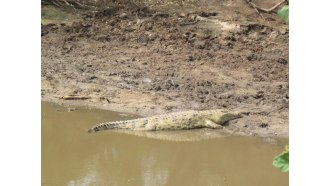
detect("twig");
top-left (243, 0), bottom-right (265, 20)
top-left (256, 0), bottom-right (288, 13)
top-left (244, 0), bottom-right (288, 19)
top-left (179, 15), bottom-right (200, 26)
top-left (51, 0), bottom-right (65, 8)
top-left (179, 19), bottom-right (199, 26)
top-left (60, 95), bottom-right (91, 100)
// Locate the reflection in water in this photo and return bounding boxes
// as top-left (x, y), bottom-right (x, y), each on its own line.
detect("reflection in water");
top-left (42, 102), bottom-right (288, 186)
top-left (66, 169), bottom-right (96, 186)
top-left (141, 152), bottom-right (169, 186)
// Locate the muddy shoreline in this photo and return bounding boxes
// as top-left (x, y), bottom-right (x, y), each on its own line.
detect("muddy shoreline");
top-left (42, 0), bottom-right (288, 137)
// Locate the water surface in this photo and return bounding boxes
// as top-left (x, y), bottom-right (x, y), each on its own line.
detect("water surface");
top-left (42, 102), bottom-right (288, 186)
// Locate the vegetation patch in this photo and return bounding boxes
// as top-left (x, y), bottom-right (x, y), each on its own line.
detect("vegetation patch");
top-left (273, 145), bottom-right (289, 172)
top-left (41, 5), bottom-right (80, 24)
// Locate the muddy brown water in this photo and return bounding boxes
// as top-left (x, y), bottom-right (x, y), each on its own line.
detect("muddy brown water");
top-left (42, 102), bottom-right (288, 186)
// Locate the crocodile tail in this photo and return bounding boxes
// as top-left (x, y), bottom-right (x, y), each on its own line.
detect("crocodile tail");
top-left (88, 121), bottom-right (122, 133)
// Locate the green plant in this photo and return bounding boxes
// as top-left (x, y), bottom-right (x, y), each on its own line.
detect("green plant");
top-left (277, 5), bottom-right (289, 22)
top-left (273, 145), bottom-right (289, 172)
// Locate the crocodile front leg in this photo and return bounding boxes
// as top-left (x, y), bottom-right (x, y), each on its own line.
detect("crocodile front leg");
top-left (204, 119), bottom-right (224, 129)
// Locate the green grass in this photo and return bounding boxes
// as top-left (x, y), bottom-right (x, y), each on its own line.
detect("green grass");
top-left (41, 5), bottom-right (80, 24)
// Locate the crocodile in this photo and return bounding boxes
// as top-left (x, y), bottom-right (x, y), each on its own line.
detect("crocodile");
top-left (88, 109), bottom-right (242, 133)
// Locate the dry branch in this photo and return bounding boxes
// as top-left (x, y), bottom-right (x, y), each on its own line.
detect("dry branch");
top-left (60, 95), bottom-right (91, 100)
top-left (244, 0), bottom-right (288, 19)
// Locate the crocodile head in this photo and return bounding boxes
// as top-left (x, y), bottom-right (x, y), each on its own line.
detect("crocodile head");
top-left (207, 110), bottom-right (242, 126)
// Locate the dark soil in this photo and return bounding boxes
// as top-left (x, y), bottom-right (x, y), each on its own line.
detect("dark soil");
top-left (41, 0), bottom-right (289, 137)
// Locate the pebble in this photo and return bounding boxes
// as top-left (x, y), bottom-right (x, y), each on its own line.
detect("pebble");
top-left (142, 78), bottom-right (152, 84)
top-left (67, 108), bottom-right (77, 112)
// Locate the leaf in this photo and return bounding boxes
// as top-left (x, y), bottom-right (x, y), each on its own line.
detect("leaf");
top-left (277, 5), bottom-right (289, 22)
top-left (273, 150), bottom-right (289, 172)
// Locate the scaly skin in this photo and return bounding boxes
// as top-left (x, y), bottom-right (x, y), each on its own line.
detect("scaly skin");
top-left (88, 109), bottom-right (242, 133)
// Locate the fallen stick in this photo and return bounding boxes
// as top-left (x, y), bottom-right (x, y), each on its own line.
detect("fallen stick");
top-left (243, 0), bottom-right (265, 19)
top-left (60, 95), bottom-right (91, 100)
top-left (256, 0), bottom-right (288, 13)
top-left (243, 0), bottom-right (288, 18)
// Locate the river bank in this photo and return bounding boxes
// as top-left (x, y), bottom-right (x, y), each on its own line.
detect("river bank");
top-left (42, 0), bottom-right (289, 137)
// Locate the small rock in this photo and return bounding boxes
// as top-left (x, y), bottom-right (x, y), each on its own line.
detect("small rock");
top-left (260, 27), bottom-right (268, 34)
top-left (247, 54), bottom-right (258, 61)
top-left (119, 13), bottom-right (128, 19)
top-left (90, 76), bottom-right (97, 80)
top-left (194, 40), bottom-right (206, 49)
top-left (154, 85), bottom-right (161, 91)
top-left (269, 31), bottom-right (279, 39)
top-left (277, 58), bottom-right (288, 65)
top-left (259, 123), bottom-right (269, 128)
top-left (178, 12), bottom-right (186, 18)
top-left (67, 108), bottom-right (76, 112)
top-left (253, 91), bottom-right (264, 99)
top-left (108, 72), bottom-right (117, 76)
top-left (280, 28), bottom-right (289, 35)
top-left (142, 78), bottom-right (152, 84)
top-left (188, 56), bottom-right (194, 62)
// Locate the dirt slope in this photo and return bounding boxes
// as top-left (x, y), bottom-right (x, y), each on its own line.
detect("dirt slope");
top-left (42, 0), bottom-right (289, 137)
